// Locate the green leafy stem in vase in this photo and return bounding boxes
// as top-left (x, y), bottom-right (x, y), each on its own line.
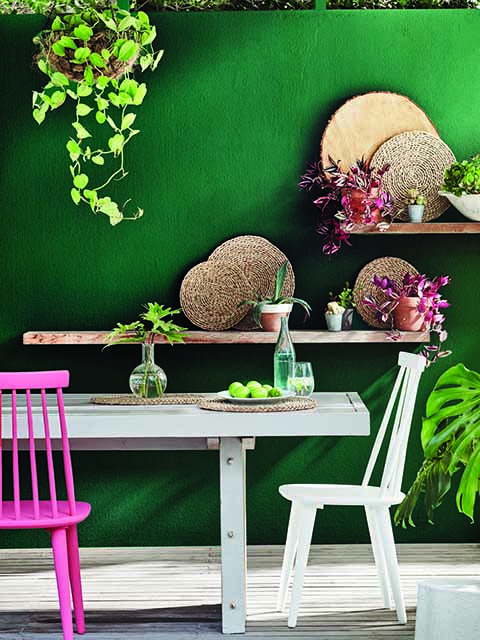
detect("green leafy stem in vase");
top-left (105, 303), bottom-right (188, 397)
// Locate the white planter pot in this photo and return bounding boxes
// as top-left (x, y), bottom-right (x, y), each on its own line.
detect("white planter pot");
top-left (408, 204), bottom-right (424, 223)
top-left (439, 191), bottom-right (480, 221)
top-left (325, 313), bottom-right (343, 332)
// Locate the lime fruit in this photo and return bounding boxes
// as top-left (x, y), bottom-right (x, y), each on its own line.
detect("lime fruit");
top-left (262, 384), bottom-right (273, 392)
top-left (246, 380), bottom-right (262, 389)
top-left (231, 385), bottom-right (250, 398)
top-left (251, 387), bottom-right (268, 399)
top-left (269, 387), bottom-right (283, 397)
top-left (228, 381), bottom-right (244, 396)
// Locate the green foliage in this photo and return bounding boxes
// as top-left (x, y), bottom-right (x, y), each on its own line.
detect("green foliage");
top-left (105, 303), bottom-right (189, 346)
top-left (395, 363), bottom-right (480, 527)
top-left (442, 155), bottom-right (480, 197)
top-left (241, 261), bottom-right (311, 327)
top-left (30, 1), bottom-right (163, 225)
top-left (329, 281), bottom-right (355, 309)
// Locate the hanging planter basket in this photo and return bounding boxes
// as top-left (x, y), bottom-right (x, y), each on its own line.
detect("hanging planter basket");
top-left (45, 30), bottom-right (139, 82)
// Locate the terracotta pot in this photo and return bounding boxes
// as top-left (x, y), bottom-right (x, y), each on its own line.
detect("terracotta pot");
top-left (394, 297), bottom-right (425, 331)
top-left (260, 304), bottom-right (292, 332)
top-left (343, 188), bottom-right (382, 224)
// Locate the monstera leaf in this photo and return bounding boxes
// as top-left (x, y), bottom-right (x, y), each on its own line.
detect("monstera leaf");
top-left (395, 363), bottom-right (480, 527)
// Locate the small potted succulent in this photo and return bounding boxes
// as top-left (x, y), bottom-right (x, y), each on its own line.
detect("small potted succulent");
top-left (299, 157), bottom-right (395, 255)
top-left (329, 281), bottom-right (355, 330)
top-left (404, 188), bottom-right (426, 223)
top-left (105, 303), bottom-right (188, 398)
top-left (324, 301), bottom-right (345, 332)
top-left (241, 261), bottom-right (311, 332)
top-left (363, 272), bottom-right (451, 366)
top-left (440, 154), bottom-right (480, 221)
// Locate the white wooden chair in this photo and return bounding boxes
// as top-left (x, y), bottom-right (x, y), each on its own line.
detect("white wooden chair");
top-left (277, 351), bottom-right (426, 628)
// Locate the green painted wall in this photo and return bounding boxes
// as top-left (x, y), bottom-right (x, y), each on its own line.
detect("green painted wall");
top-left (0, 9), bottom-right (479, 548)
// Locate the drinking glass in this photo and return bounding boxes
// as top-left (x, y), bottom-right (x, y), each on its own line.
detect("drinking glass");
top-left (288, 362), bottom-right (315, 397)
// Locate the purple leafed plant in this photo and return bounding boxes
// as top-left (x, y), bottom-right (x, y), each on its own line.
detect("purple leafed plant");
top-left (299, 157), bottom-right (395, 255)
top-left (363, 273), bottom-right (451, 365)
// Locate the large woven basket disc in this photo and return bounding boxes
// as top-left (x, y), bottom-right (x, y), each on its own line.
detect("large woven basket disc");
top-left (370, 131), bottom-right (455, 221)
top-left (210, 236), bottom-right (295, 330)
top-left (353, 257), bottom-right (419, 329)
top-left (321, 92), bottom-right (439, 173)
top-left (180, 261), bottom-right (250, 330)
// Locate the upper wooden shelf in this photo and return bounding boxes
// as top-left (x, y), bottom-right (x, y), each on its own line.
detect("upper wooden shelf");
top-left (351, 222), bottom-right (480, 234)
top-left (23, 330), bottom-right (430, 345)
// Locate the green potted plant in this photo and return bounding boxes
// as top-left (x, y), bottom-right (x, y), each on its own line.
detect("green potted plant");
top-left (440, 154), bottom-right (480, 222)
top-left (105, 302), bottom-right (188, 398)
top-left (241, 261), bottom-right (311, 332)
top-left (404, 188), bottom-right (426, 223)
top-left (29, 1), bottom-right (163, 225)
top-left (395, 363), bottom-right (480, 527)
top-left (329, 281), bottom-right (355, 330)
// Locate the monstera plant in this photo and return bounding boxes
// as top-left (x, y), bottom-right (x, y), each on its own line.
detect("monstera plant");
top-left (25, 0), bottom-right (163, 225)
top-left (395, 363), bottom-right (480, 527)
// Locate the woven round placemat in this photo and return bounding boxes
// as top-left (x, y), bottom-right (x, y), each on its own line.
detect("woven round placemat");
top-left (180, 260), bottom-right (250, 330)
top-left (90, 394), bottom-right (205, 405)
top-left (370, 131), bottom-right (455, 221)
top-left (353, 257), bottom-right (419, 329)
top-left (321, 92), bottom-right (439, 173)
top-left (198, 397), bottom-right (316, 412)
top-left (209, 236), bottom-right (295, 331)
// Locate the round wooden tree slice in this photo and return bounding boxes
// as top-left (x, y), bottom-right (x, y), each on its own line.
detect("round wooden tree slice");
top-left (321, 92), bottom-right (439, 173)
top-left (370, 131), bottom-right (455, 221)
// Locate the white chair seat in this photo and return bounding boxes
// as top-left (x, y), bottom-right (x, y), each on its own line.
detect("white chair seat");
top-left (279, 483), bottom-right (405, 506)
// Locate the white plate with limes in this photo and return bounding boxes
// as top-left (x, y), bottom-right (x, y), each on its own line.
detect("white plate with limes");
top-left (217, 390), bottom-right (295, 404)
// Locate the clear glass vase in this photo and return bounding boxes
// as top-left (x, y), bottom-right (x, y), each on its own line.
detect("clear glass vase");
top-left (129, 343), bottom-right (167, 399)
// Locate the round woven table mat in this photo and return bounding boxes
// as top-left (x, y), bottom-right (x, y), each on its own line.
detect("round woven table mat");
top-left (321, 92), bottom-right (439, 173)
top-left (198, 397), bottom-right (316, 412)
top-left (353, 257), bottom-right (419, 329)
top-left (370, 131), bottom-right (455, 221)
top-left (180, 260), bottom-right (250, 330)
top-left (209, 236), bottom-right (295, 331)
top-left (90, 394), bottom-right (205, 405)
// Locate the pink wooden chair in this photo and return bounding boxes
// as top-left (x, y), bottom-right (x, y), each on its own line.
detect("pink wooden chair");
top-left (0, 371), bottom-right (91, 639)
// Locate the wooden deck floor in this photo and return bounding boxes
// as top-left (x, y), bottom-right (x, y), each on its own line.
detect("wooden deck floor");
top-left (0, 543), bottom-right (479, 639)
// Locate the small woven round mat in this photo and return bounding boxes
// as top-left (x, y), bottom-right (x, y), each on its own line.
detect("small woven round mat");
top-left (370, 131), bottom-right (455, 221)
top-left (90, 394), bottom-right (204, 405)
top-left (353, 257), bottom-right (419, 329)
top-left (209, 236), bottom-right (295, 331)
top-left (180, 260), bottom-right (250, 330)
top-left (198, 397), bottom-right (316, 412)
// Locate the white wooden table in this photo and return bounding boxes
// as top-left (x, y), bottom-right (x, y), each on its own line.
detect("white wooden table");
top-left (10, 392), bottom-right (369, 634)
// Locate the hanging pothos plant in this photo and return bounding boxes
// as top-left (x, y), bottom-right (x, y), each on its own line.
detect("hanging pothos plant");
top-left (30, 1), bottom-right (163, 225)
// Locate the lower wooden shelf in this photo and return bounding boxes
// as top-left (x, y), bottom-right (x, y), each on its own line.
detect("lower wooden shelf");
top-left (23, 330), bottom-right (430, 345)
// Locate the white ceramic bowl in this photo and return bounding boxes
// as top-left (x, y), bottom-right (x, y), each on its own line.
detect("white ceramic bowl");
top-left (439, 191), bottom-right (480, 221)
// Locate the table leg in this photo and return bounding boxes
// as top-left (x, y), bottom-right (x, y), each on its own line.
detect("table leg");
top-left (219, 437), bottom-right (247, 634)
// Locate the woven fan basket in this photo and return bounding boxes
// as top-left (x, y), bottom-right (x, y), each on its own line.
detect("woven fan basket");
top-left (210, 236), bottom-right (294, 331)
top-left (370, 131), bottom-right (455, 221)
top-left (353, 257), bottom-right (419, 329)
top-left (180, 260), bottom-right (251, 331)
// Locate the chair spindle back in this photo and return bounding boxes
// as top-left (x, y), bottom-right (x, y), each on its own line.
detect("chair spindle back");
top-left (362, 352), bottom-right (426, 497)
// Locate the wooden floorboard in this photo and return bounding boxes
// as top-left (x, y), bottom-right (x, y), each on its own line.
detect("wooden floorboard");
top-left (0, 544), bottom-right (479, 638)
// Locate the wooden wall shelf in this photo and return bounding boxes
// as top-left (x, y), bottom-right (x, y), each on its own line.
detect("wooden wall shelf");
top-left (351, 222), bottom-right (480, 234)
top-left (23, 330), bottom-right (430, 345)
